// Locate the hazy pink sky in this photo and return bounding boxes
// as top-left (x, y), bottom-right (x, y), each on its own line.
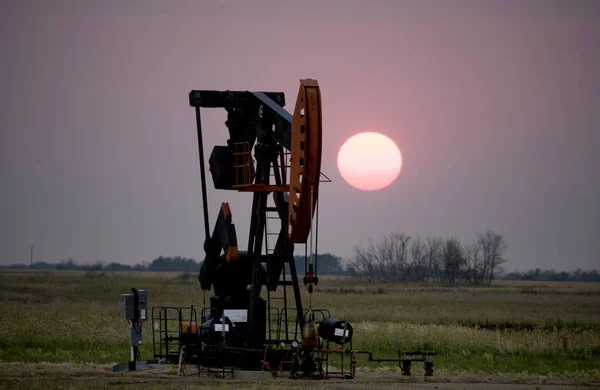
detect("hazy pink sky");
top-left (1, 0), bottom-right (599, 270)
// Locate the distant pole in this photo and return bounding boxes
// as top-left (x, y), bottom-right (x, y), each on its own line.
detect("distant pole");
top-left (30, 245), bottom-right (34, 267)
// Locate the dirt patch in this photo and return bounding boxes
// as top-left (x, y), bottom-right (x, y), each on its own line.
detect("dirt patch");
top-left (0, 363), bottom-right (598, 389)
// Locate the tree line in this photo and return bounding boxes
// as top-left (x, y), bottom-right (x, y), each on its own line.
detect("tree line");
top-left (2, 240), bottom-right (598, 283)
top-left (346, 230), bottom-right (509, 285)
top-left (4, 256), bottom-right (199, 272)
top-left (2, 253), bottom-right (349, 275)
top-left (501, 268), bottom-right (600, 282)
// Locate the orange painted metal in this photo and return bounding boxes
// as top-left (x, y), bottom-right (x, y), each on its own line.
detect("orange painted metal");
top-left (288, 79), bottom-right (322, 243)
top-left (221, 202), bottom-right (238, 261)
top-left (221, 202), bottom-right (232, 217)
top-left (180, 322), bottom-right (198, 334)
top-left (232, 142), bottom-right (251, 188)
top-left (226, 246), bottom-right (238, 261)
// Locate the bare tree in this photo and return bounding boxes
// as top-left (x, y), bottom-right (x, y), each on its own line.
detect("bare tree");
top-left (440, 237), bottom-right (466, 285)
top-left (386, 233), bottom-right (411, 282)
top-left (426, 236), bottom-right (443, 282)
top-left (348, 244), bottom-right (376, 283)
top-left (464, 240), bottom-right (484, 285)
top-left (362, 237), bottom-right (387, 283)
top-left (348, 233), bottom-right (410, 283)
top-left (348, 231), bottom-right (506, 286)
top-left (477, 230), bottom-right (507, 285)
top-left (409, 235), bottom-right (428, 282)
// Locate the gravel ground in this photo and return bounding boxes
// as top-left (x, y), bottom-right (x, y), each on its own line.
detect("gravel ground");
top-left (0, 363), bottom-right (599, 390)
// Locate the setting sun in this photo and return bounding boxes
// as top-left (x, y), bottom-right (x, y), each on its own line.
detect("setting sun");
top-left (337, 132), bottom-right (403, 191)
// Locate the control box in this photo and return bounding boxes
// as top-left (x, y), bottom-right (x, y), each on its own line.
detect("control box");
top-left (120, 289), bottom-right (147, 322)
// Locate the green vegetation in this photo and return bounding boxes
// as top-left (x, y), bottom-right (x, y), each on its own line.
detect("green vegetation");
top-left (0, 270), bottom-right (599, 379)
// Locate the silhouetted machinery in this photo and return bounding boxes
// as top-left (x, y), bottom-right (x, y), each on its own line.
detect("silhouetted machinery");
top-left (130, 79), bottom-right (436, 379)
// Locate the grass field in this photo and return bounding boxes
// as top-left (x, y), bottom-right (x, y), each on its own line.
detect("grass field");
top-left (0, 270), bottom-right (599, 382)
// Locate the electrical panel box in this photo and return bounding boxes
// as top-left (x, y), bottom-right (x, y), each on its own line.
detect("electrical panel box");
top-left (137, 289), bottom-right (147, 322)
top-left (120, 294), bottom-right (135, 320)
top-left (120, 289), bottom-right (148, 322)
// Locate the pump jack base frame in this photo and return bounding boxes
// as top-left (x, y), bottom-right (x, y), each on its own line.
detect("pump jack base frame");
top-left (112, 360), bottom-right (150, 372)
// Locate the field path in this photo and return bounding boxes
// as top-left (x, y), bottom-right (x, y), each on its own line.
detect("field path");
top-left (0, 363), bottom-right (598, 389)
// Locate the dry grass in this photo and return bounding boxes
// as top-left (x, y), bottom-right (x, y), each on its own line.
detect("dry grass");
top-left (307, 278), bottom-right (600, 330)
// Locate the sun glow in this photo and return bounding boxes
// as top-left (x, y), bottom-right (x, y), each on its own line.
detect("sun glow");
top-left (337, 132), bottom-right (403, 191)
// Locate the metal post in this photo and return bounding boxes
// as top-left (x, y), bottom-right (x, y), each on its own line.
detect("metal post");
top-left (315, 196), bottom-right (319, 277)
top-left (130, 288), bottom-right (139, 371)
top-left (194, 106), bottom-right (211, 241)
top-left (30, 245), bottom-right (34, 267)
top-left (130, 328), bottom-right (135, 363)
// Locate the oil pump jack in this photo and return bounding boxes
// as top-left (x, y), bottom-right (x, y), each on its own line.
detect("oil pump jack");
top-left (189, 79), bottom-right (327, 374)
top-left (145, 79), bottom-right (436, 379)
